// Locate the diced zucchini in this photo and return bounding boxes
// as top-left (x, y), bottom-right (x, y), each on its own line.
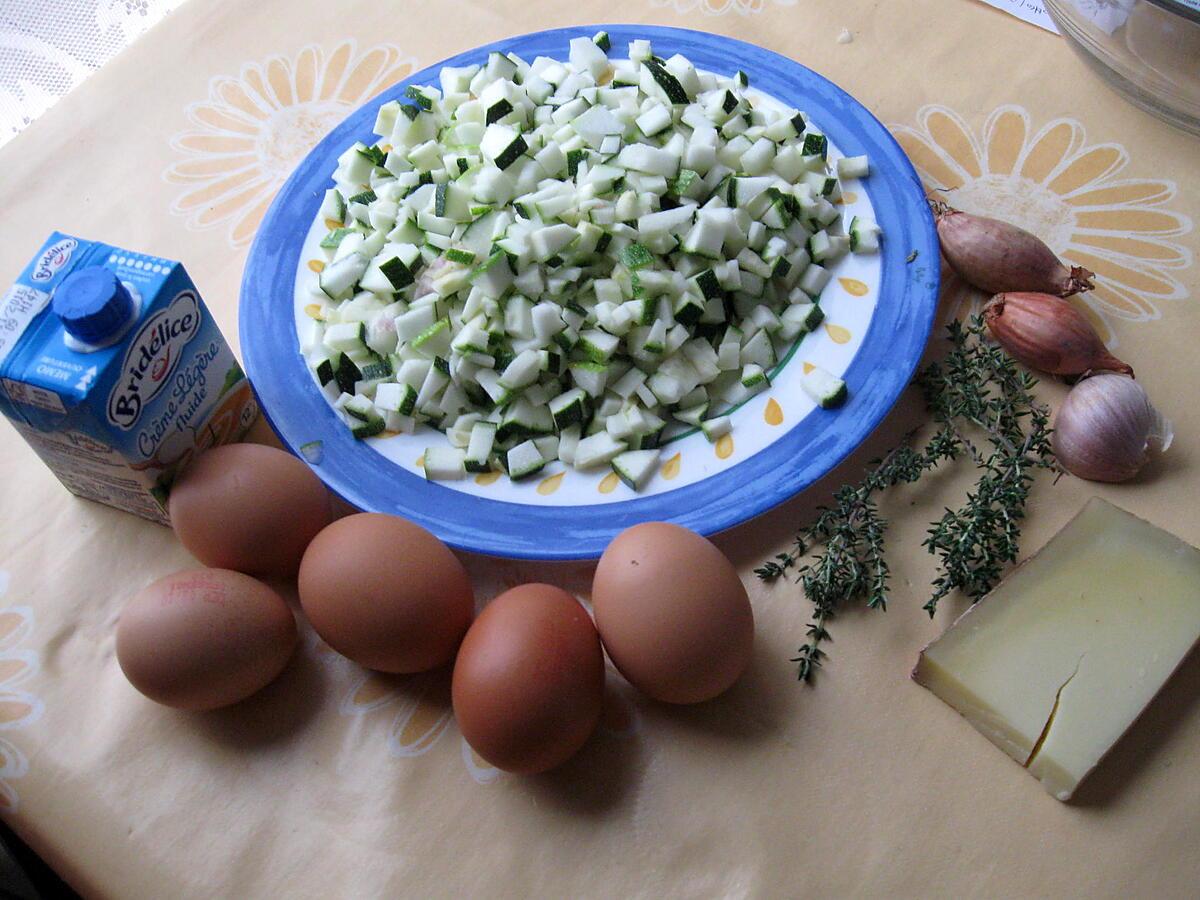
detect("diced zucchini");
top-left (700, 416), bottom-right (731, 442)
top-left (499, 348), bottom-right (542, 390)
top-left (779, 302), bottom-right (824, 340)
top-left (802, 365), bottom-right (848, 409)
top-left (557, 425), bottom-right (582, 465)
top-left (570, 361), bottom-right (609, 398)
top-left (611, 449), bottom-right (660, 490)
top-left (849, 216), bottom-right (880, 253)
top-left (636, 104), bottom-right (673, 137)
top-left (424, 446), bottom-right (467, 480)
top-left (506, 440), bottom-right (547, 479)
top-left (740, 328), bottom-right (777, 369)
top-left (323, 321), bottom-right (367, 354)
top-left (674, 403), bottom-right (709, 427)
top-left (673, 292), bottom-right (705, 326)
top-left (578, 329), bottom-right (619, 364)
top-left (836, 155), bottom-right (869, 179)
top-left (480, 124), bottom-right (528, 170)
top-left (412, 318), bottom-right (453, 357)
top-left (643, 60), bottom-right (689, 105)
top-left (307, 40), bottom-right (878, 487)
top-left (615, 143), bottom-right (680, 177)
top-left (574, 431), bottom-right (626, 469)
top-left (343, 394), bottom-right (377, 422)
top-left (320, 227), bottom-right (355, 250)
top-left (532, 434), bottom-right (559, 459)
top-left (550, 388), bottom-right (592, 430)
top-left (331, 353), bottom-right (362, 394)
top-left (319, 253), bottom-right (370, 299)
top-left (741, 363), bottom-right (770, 390)
top-left (320, 189), bottom-right (346, 222)
top-left (375, 381), bottom-right (418, 416)
top-left (351, 417), bottom-right (386, 439)
top-left (464, 421), bottom-right (498, 472)
top-left (802, 132), bottom-right (828, 159)
top-left (619, 242), bottom-right (655, 270)
top-left (798, 263), bottom-right (831, 297)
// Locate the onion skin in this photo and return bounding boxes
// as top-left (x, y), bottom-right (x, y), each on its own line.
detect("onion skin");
top-left (984, 292), bottom-right (1134, 377)
top-left (933, 202), bottom-right (1094, 297)
top-left (1053, 374), bottom-right (1173, 483)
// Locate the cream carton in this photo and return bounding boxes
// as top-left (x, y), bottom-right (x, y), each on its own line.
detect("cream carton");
top-left (0, 233), bottom-right (257, 524)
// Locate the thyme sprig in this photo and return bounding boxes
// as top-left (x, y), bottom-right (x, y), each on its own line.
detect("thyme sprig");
top-left (756, 316), bottom-right (1056, 682)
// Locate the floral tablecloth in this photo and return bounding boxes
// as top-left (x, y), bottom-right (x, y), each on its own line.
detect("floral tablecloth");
top-left (0, 0), bottom-right (1197, 897)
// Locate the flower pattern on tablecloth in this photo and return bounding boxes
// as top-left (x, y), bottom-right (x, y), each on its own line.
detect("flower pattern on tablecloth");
top-left (651, 0), bottom-right (797, 15)
top-left (890, 105), bottom-right (1193, 345)
top-left (164, 41), bottom-right (415, 247)
top-left (329, 563), bottom-right (639, 785)
top-left (0, 573), bottom-right (44, 815)
top-left (337, 663), bottom-right (641, 785)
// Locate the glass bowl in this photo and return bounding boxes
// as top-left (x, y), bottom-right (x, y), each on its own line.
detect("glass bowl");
top-left (1045, 0), bottom-right (1200, 135)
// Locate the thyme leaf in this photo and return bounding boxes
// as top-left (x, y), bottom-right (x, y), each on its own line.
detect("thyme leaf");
top-left (760, 316), bottom-right (1057, 683)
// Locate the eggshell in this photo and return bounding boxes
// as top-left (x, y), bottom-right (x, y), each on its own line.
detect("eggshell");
top-left (298, 513), bottom-right (473, 673)
top-left (116, 568), bottom-right (298, 710)
top-left (168, 443), bottom-right (331, 577)
top-left (592, 522), bottom-right (754, 704)
top-left (452, 584), bottom-right (604, 774)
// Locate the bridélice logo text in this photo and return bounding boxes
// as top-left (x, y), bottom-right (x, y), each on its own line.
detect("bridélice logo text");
top-left (31, 237), bottom-right (78, 283)
top-left (108, 291), bottom-right (202, 429)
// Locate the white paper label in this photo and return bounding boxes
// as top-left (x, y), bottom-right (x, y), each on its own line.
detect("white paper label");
top-left (976, 0), bottom-right (1061, 33)
top-left (0, 284), bottom-right (51, 367)
top-left (1069, 0), bottom-right (1136, 33)
top-left (1, 378), bottom-right (66, 413)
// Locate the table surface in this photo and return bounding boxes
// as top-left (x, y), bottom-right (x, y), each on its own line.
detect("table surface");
top-left (0, 1), bottom-right (1198, 897)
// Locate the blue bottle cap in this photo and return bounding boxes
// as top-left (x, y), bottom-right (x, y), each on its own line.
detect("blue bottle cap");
top-left (52, 267), bottom-right (136, 346)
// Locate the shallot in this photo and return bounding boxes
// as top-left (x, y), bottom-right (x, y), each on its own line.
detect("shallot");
top-left (932, 201), bottom-right (1095, 297)
top-left (1053, 374), bottom-right (1172, 482)
top-left (984, 292), bottom-right (1133, 377)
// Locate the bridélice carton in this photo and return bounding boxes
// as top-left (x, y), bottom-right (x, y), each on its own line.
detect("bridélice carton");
top-left (0, 233), bottom-right (257, 524)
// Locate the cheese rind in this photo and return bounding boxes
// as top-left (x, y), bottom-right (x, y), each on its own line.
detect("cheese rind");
top-left (914, 498), bottom-right (1200, 801)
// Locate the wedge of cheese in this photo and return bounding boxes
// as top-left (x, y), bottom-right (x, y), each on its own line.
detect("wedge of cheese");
top-left (914, 498), bottom-right (1200, 801)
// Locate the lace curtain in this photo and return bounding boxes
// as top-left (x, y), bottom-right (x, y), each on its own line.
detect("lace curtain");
top-left (0, 0), bottom-right (187, 148)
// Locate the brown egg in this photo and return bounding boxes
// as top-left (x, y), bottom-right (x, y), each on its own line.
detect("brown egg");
top-left (452, 584), bottom-right (604, 774)
top-left (298, 513), bottom-right (473, 673)
top-left (169, 443), bottom-right (331, 577)
top-left (116, 568), bottom-right (298, 710)
top-left (593, 522), bottom-right (754, 704)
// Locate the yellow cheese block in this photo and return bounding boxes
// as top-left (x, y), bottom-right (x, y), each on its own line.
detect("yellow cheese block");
top-left (913, 498), bottom-right (1200, 801)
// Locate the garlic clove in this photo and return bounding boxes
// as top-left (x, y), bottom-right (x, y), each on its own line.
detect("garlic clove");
top-left (1052, 373), bottom-right (1171, 483)
top-left (1148, 405), bottom-right (1174, 455)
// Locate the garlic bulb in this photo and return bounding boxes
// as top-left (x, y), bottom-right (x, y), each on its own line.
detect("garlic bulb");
top-left (1052, 374), bottom-right (1173, 483)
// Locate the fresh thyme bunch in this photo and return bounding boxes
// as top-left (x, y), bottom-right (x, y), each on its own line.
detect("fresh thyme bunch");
top-left (756, 316), bottom-right (1056, 682)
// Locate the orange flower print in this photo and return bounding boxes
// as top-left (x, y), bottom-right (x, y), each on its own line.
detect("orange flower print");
top-left (165, 41), bottom-right (415, 247)
top-left (0, 575), bottom-right (43, 814)
top-left (890, 105), bottom-right (1193, 345)
top-left (334, 576), bottom-right (639, 785)
top-left (652, 0), bottom-right (797, 15)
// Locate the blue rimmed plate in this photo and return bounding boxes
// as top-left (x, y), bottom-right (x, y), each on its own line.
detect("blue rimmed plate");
top-left (240, 24), bottom-right (939, 560)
